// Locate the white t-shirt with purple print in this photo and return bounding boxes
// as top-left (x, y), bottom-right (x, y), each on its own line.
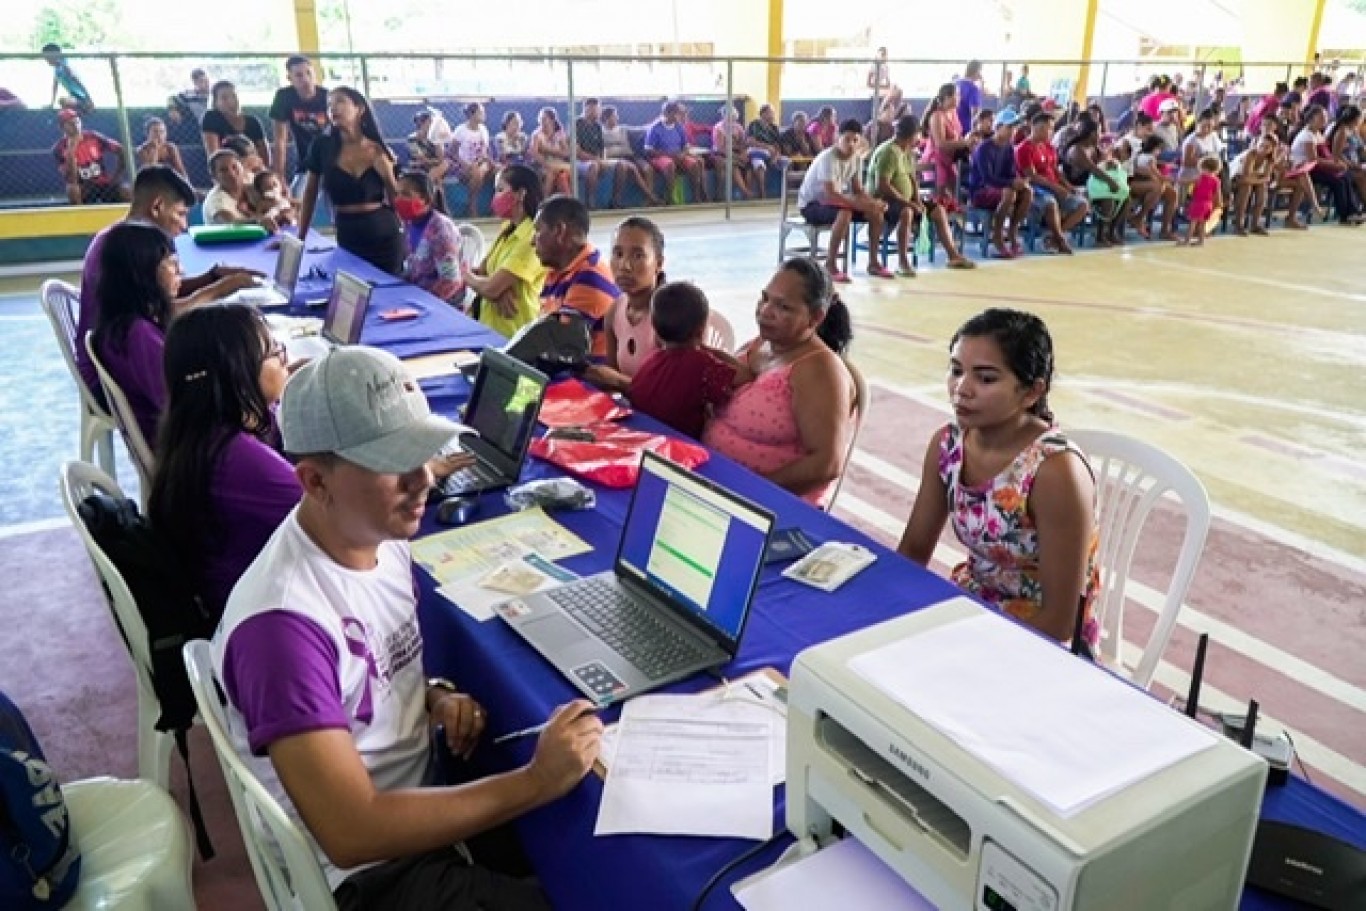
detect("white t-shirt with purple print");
top-left (211, 508), bottom-right (430, 890)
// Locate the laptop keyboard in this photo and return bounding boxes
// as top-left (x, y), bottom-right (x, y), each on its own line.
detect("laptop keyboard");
top-left (434, 461), bottom-right (501, 497)
top-left (549, 577), bottom-right (712, 680)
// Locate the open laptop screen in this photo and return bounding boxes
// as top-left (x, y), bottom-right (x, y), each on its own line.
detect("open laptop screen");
top-left (322, 271), bottom-right (372, 345)
top-left (274, 233), bottom-right (304, 293)
top-left (464, 349), bottom-right (547, 467)
top-left (616, 453), bottom-right (774, 648)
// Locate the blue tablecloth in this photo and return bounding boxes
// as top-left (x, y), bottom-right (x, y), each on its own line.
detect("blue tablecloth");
top-left (184, 236), bottom-right (1365, 911)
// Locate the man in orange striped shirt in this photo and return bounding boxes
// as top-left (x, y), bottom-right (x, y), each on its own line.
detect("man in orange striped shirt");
top-left (532, 195), bottom-right (621, 359)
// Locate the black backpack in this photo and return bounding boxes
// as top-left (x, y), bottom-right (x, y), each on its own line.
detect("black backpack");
top-left (75, 491), bottom-right (216, 858)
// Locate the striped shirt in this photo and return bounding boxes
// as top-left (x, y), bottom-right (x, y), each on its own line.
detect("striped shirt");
top-left (539, 244), bottom-right (621, 359)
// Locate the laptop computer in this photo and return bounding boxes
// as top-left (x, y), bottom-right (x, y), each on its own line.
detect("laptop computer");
top-left (496, 451), bottom-right (776, 704)
top-left (220, 233), bottom-right (304, 307)
top-left (432, 348), bottom-right (549, 498)
top-left (281, 270), bottom-right (373, 360)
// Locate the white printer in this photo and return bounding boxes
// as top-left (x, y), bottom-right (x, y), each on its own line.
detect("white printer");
top-left (785, 597), bottom-right (1267, 911)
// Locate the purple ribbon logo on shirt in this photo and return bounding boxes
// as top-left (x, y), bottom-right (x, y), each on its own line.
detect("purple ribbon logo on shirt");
top-left (342, 618), bottom-right (378, 725)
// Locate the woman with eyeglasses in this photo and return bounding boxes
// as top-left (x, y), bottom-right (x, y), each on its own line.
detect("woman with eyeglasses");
top-left (148, 303), bottom-right (301, 620)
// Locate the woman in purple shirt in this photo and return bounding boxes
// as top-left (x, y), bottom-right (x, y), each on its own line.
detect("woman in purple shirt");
top-left (91, 223), bottom-right (180, 450)
top-left (148, 303), bottom-right (301, 619)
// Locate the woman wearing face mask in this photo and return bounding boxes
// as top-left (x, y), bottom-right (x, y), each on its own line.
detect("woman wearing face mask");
top-left (396, 169), bottom-right (466, 306)
top-left (462, 164), bottom-right (548, 338)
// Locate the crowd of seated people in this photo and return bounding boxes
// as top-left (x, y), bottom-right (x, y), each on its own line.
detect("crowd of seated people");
top-left (24, 49), bottom-right (1366, 243)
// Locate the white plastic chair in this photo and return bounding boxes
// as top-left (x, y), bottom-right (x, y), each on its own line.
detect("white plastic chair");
top-left (40, 279), bottom-right (117, 477)
top-left (64, 777), bottom-right (194, 910)
top-left (777, 167), bottom-right (845, 271)
top-left (705, 309), bottom-right (735, 352)
top-left (826, 357), bottom-right (869, 513)
top-left (84, 334), bottom-right (155, 507)
top-left (59, 460), bottom-right (175, 788)
top-left (183, 640), bottom-right (337, 911)
top-left (1068, 429), bottom-right (1212, 689)
top-left (455, 222), bottom-right (486, 272)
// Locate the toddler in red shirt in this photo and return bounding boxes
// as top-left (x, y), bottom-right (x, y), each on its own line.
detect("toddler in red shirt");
top-left (627, 281), bottom-right (751, 439)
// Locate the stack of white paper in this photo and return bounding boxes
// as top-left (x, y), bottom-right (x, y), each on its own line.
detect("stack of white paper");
top-left (848, 612), bottom-right (1218, 817)
top-left (595, 693), bottom-right (774, 840)
top-left (734, 838), bottom-right (937, 910)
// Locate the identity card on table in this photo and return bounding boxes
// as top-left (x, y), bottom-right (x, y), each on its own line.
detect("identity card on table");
top-left (782, 542), bottom-right (876, 592)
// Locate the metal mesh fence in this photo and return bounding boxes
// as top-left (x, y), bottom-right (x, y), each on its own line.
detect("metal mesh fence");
top-left (1, 51), bottom-right (1359, 216)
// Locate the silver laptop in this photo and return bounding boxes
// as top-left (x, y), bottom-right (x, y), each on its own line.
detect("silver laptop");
top-left (496, 452), bottom-right (775, 704)
top-left (432, 349), bottom-right (549, 499)
top-left (220, 233), bottom-right (304, 307)
top-left (283, 270), bottom-right (373, 360)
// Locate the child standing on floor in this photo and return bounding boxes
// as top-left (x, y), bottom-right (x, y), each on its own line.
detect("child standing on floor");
top-left (626, 281), bottom-right (752, 440)
top-left (1178, 156), bottom-right (1223, 247)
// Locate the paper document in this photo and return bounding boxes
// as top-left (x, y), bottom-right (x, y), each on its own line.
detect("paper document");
top-left (734, 837), bottom-right (937, 911)
top-left (411, 508), bottom-right (591, 585)
top-left (595, 693), bottom-right (773, 840)
top-left (848, 610), bottom-right (1218, 818)
top-left (401, 350), bottom-right (480, 381)
top-left (436, 553), bottom-right (578, 622)
top-left (599, 671), bottom-right (788, 785)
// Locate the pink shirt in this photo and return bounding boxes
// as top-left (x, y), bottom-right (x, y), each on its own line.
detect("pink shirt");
top-left (702, 344), bottom-right (837, 508)
top-left (610, 300), bottom-right (658, 377)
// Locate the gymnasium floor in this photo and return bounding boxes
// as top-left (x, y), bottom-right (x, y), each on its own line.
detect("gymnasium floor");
top-left (0, 205), bottom-right (1361, 906)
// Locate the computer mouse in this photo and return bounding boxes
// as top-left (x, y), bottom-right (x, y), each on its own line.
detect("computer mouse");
top-left (435, 495), bottom-right (479, 526)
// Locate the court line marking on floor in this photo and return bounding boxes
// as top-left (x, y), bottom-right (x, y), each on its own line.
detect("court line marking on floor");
top-left (868, 377), bottom-right (1366, 574)
top-left (1125, 252), bottom-right (1366, 305)
top-left (833, 491), bottom-right (1366, 801)
top-left (0, 516), bottom-right (70, 540)
top-left (842, 448), bottom-right (1366, 716)
top-left (872, 285), bottom-right (1364, 341)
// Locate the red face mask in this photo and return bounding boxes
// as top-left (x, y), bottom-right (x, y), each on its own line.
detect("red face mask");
top-left (394, 197), bottom-right (428, 222)
top-left (490, 190), bottom-right (518, 220)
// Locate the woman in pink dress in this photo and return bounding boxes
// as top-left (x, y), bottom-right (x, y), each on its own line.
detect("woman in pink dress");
top-left (702, 258), bottom-right (856, 509)
top-left (926, 82), bottom-right (974, 207)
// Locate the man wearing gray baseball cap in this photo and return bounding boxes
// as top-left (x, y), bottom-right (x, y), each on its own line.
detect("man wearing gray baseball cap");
top-left (210, 346), bottom-right (602, 910)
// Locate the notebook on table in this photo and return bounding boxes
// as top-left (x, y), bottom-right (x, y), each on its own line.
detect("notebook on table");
top-left (496, 451), bottom-right (775, 704)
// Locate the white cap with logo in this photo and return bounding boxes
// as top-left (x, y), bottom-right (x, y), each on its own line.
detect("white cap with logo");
top-left (281, 346), bottom-right (460, 473)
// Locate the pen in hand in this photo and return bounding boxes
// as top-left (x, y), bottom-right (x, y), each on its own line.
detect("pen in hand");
top-left (493, 706), bottom-right (602, 744)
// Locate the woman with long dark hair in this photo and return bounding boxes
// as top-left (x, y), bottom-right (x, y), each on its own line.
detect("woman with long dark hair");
top-left (148, 303), bottom-right (300, 618)
top-left (898, 308), bottom-right (1100, 650)
top-left (582, 216), bottom-right (667, 392)
top-left (91, 223), bottom-right (180, 448)
top-left (463, 164), bottom-right (547, 338)
top-left (295, 86), bottom-right (406, 274)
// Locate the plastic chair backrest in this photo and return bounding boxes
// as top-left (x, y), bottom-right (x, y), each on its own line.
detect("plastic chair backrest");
top-left (84, 333), bottom-right (155, 492)
top-left (182, 640), bottom-right (337, 911)
top-left (705, 309), bottom-right (735, 352)
top-left (1067, 429), bottom-right (1212, 689)
top-left (826, 357), bottom-right (869, 512)
top-left (58, 461), bottom-right (154, 682)
top-left (40, 279), bottom-right (113, 423)
top-left (455, 222), bottom-right (486, 272)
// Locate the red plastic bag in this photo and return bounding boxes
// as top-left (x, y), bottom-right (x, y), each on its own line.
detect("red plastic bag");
top-left (537, 378), bottom-right (631, 428)
top-left (530, 424), bottom-right (709, 488)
